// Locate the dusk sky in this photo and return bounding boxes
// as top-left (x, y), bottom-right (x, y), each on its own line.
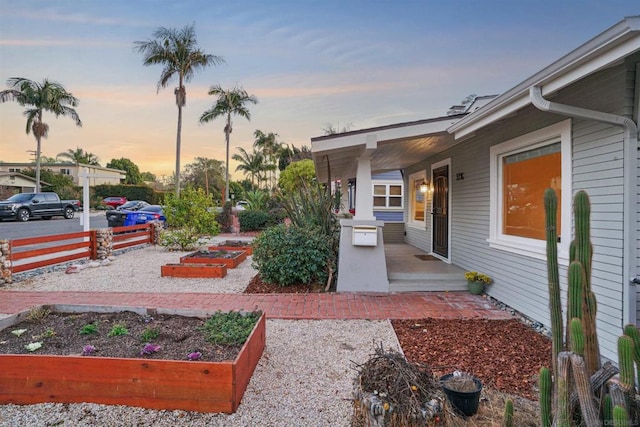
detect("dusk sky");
top-left (0, 1), bottom-right (637, 180)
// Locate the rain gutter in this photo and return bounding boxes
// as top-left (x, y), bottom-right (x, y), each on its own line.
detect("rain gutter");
top-left (530, 85), bottom-right (639, 327)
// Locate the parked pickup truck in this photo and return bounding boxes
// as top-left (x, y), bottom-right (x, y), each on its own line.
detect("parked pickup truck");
top-left (0, 192), bottom-right (81, 222)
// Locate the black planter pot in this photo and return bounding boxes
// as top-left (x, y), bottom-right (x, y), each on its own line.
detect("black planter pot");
top-left (440, 373), bottom-right (482, 417)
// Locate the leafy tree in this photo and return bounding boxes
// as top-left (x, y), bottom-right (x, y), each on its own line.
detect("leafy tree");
top-left (277, 143), bottom-right (312, 171)
top-left (278, 159), bottom-right (316, 194)
top-left (106, 157), bottom-right (142, 184)
top-left (57, 147), bottom-right (100, 165)
top-left (0, 77), bottom-right (82, 191)
top-left (163, 187), bottom-right (219, 235)
top-left (140, 171), bottom-right (156, 182)
top-left (199, 85), bottom-right (257, 202)
top-left (22, 168), bottom-right (77, 199)
top-left (182, 157), bottom-right (225, 197)
top-left (134, 24), bottom-right (224, 196)
top-left (232, 147), bottom-right (265, 188)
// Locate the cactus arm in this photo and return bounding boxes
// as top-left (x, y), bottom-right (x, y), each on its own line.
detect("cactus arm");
top-left (618, 335), bottom-right (635, 393)
top-left (570, 317), bottom-right (585, 356)
top-left (612, 404), bottom-right (630, 426)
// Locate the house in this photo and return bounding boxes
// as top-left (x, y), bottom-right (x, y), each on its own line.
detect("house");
top-left (0, 163), bottom-right (126, 186)
top-left (0, 172), bottom-right (48, 196)
top-left (311, 16), bottom-right (640, 362)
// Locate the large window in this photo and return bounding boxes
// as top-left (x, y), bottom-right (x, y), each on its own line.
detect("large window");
top-left (489, 120), bottom-right (571, 263)
top-left (503, 143), bottom-right (561, 240)
top-left (373, 183), bottom-right (403, 209)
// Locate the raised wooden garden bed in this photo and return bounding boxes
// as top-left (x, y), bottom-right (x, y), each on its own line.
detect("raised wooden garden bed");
top-left (208, 240), bottom-right (253, 256)
top-left (161, 263), bottom-right (227, 278)
top-left (180, 250), bottom-right (247, 269)
top-left (0, 305), bottom-right (266, 413)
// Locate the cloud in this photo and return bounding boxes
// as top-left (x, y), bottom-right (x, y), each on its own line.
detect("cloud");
top-left (0, 39), bottom-right (128, 48)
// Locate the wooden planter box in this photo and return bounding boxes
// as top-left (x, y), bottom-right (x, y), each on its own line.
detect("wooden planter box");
top-left (180, 250), bottom-right (247, 269)
top-left (0, 305), bottom-right (266, 413)
top-left (208, 240), bottom-right (254, 256)
top-left (161, 263), bottom-right (227, 278)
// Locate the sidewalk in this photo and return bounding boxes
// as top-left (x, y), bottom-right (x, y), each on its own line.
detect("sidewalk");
top-left (0, 290), bottom-right (513, 320)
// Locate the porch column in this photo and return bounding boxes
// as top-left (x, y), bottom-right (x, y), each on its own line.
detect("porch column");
top-left (353, 135), bottom-right (376, 220)
top-left (336, 135), bottom-right (388, 293)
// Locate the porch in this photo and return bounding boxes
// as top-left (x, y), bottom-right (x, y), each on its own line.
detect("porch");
top-left (385, 243), bottom-right (467, 292)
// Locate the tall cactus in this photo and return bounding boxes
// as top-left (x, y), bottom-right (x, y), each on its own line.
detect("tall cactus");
top-left (542, 189), bottom-right (605, 424)
top-left (539, 367), bottom-right (552, 427)
top-left (570, 191), bottom-right (600, 375)
top-left (544, 188), bottom-right (563, 374)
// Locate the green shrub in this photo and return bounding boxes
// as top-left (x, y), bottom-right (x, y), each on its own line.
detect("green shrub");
top-left (163, 188), bottom-right (220, 236)
top-left (238, 210), bottom-right (270, 231)
top-left (200, 311), bottom-right (261, 346)
top-left (159, 227), bottom-right (200, 251)
top-left (252, 224), bottom-right (334, 286)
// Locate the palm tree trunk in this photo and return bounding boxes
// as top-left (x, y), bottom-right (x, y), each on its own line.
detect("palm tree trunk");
top-left (225, 128), bottom-right (230, 202)
top-left (35, 135), bottom-right (42, 192)
top-left (175, 103), bottom-right (182, 196)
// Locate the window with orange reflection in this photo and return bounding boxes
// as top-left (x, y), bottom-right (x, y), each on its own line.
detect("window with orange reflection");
top-left (503, 143), bottom-right (561, 240)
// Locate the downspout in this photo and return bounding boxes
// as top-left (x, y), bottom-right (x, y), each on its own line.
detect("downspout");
top-left (530, 85), bottom-right (639, 327)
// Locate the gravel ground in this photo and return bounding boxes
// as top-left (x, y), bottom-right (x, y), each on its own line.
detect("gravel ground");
top-left (0, 243), bottom-right (402, 426)
top-left (4, 245), bottom-right (254, 294)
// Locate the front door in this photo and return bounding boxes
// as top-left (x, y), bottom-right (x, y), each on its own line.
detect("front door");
top-left (432, 165), bottom-right (449, 258)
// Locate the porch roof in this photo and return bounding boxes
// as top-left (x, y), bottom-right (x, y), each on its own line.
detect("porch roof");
top-left (310, 114), bottom-right (462, 183)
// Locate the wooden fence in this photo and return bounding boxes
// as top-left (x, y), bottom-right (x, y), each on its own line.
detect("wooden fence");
top-left (8, 223), bottom-right (155, 274)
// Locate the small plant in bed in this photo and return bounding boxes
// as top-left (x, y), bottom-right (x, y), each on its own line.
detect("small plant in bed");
top-left (200, 311), bottom-right (261, 346)
top-left (107, 323), bottom-right (129, 337)
top-left (80, 322), bottom-right (99, 335)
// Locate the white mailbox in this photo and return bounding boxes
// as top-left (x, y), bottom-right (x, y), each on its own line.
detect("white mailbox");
top-left (352, 226), bottom-right (378, 246)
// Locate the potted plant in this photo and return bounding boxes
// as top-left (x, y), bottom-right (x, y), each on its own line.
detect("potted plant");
top-left (464, 271), bottom-right (491, 295)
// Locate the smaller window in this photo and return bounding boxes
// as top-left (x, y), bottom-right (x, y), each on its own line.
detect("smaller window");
top-left (60, 169), bottom-right (71, 175)
top-left (372, 183), bottom-right (403, 209)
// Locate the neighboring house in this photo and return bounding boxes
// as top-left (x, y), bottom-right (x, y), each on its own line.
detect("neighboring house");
top-left (311, 16), bottom-right (640, 362)
top-left (0, 172), bottom-right (48, 196)
top-left (0, 163), bottom-right (126, 186)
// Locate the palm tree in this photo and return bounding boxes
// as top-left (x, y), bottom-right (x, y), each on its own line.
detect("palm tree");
top-left (253, 130), bottom-right (281, 189)
top-left (134, 24), bottom-right (223, 196)
top-left (232, 147), bottom-right (266, 189)
top-left (0, 77), bottom-right (82, 192)
top-left (57, 147), bottom-right (100, 165)
top-left (199, 85), bottom-right (257, 202)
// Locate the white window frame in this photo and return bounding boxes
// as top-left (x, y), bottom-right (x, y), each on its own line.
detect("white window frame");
top-left (407, 170), bottom-right (427, 229)
top-left (489, 119), bottom-right (572, 264)
top-left (372, 181), bottom-right (404, 210)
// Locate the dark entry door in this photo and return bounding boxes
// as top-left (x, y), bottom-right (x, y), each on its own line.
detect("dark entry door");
top-left (432, 165), bottom-right (449, 258)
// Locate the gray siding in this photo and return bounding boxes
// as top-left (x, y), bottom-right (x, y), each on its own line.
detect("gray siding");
top-left (382, 223), bottom-right (405, 244)
top-left (401, 62), bottom-right (629, 362)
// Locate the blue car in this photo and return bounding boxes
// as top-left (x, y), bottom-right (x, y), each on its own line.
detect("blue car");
top-left (126, 205), bottom-right (166, 225)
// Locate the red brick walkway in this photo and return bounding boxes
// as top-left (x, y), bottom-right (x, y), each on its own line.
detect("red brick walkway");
top-left (0, 291), bottom-right (513, 320)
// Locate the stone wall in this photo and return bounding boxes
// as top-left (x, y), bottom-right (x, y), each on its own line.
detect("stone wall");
top-left (95, 229), bottom-right (113, 260)
top-left (0, 240), bottom-right (11, 284)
